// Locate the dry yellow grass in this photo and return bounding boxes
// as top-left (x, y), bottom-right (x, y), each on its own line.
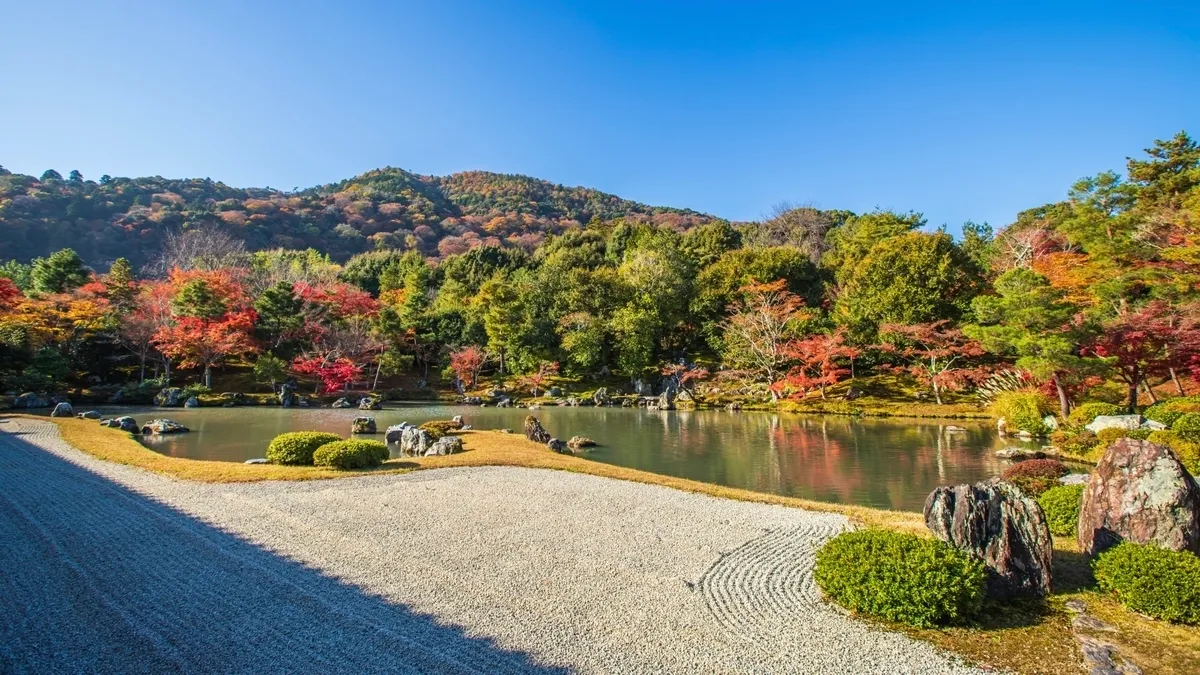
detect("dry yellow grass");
top-left (8, 413), bottom-right (1200, 674)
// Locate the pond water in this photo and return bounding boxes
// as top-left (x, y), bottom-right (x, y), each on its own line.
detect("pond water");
top-left (83, 403), bottom-right (1036, 511)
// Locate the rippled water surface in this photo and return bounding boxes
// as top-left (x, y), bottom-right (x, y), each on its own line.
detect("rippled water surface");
top-left (91, 403), bottom-right (1035, 510)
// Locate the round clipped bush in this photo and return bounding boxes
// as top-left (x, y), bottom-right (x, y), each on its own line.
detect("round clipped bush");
top-left (1143, 403), bottom-right (1184, 428)
top-left (1171, 413), bottom-right (1200, 442)
top-left (312, 439), bottom-right (390, 470)
top-left (1145, 430), bottom-right (1200, 475)
top-left (266, 431), bottom-right (342, 465)
top-left (1049, 428), bottom-right (1098, 457)
top-left (419, 420), bottom-right (460, 437)
top-left (1094, 542), bottom-right (1200, 624)
top-left (990, 391), bottom-right (1055, 435)
top-left (814, 530), bottom-right (985, 628)
top-left (1095, 427), bottom-right (1132, 445)
top-left (1067, 402), bottom-right (1121, 427)
top-left (1037, 484), bottom-right (1084, 536)
top-left (1001, 459), bottom-right (1069, 496)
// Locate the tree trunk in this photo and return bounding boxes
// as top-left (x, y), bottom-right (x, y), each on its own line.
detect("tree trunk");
top-left (139, 354), bottom-right (146, 383)
top-left (1170, 368), bottom-right (1186, 396)
top-left (203, 365), bottom-right (212, 389)
top-left (164, 358), bottom-right (171, 385)
top-left (1127, 381), bottom-right (1139, 414)
top-left (1142, 378), bottom-right (1158, 404)
top-left (933, 382), bottom-right (943, 405)
top-left (1052, 373), bottom-right (1070, 419)
top-left (372, 360), bottom-right (381, 391)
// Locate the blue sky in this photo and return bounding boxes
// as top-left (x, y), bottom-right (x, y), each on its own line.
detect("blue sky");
top-left (2, 1), bottom-right (1197, 232)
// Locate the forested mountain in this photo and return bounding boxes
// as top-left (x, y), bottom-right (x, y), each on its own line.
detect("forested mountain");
top-left (0, 165), bottom-right (714, 269)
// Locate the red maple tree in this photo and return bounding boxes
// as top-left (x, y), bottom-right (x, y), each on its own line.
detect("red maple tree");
top-left (449, 345), bottom-right (487, 389)
top-left (153, 310), bottom-right (258, 388)
top-left (878, 321), bottom-right (986, 404)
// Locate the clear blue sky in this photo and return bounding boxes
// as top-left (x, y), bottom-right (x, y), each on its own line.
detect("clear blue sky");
top-left (2, 1), bottom-right (1197, 232)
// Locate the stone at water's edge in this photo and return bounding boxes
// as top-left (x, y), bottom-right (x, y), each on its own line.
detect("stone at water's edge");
top-left (13, 392), bottom-right (51, 409)
top-left (351, 417), bottom-right (377, 434)
top-left (278, 383), bottom-right (296, 408)
top-left (524, 416), bottom-right (551, 444)
top-left (385, 422), bottom-right (411, 444)
top-left (547, 438), bottom-right (568, 454)
top-left (101, 416), bottom-right (139, 433)
top-left (76, 410), bottom-right (102, 420)
top-left (331, 397), bottom-right (353, 409)
top-left (424, 436), bottom-right (463, 456)
top-left (924, 479), bottom-right (1054, 597)
top-left (184, 397), bottom-right (200, 408)
top-left (358, 397), bottom-right (382, 410)
top-left (154, 387), bottom-right (185, 407)
top-left (1077, 438), bottom-right (1200, 556)
top-left (244, 458), bottom-right (268, 465)
top-left (141, 419), bottom-right (189, 435)
top-left (398, 427), bottom-right (435, 456)
top-left (568, 436), bottom-right (596, 450)
top-left (50, 402), bottom-right (73, 418)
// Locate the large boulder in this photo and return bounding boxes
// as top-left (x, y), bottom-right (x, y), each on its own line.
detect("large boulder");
top-left (50, 401), bottom-right (73, 418)
top-left (1077, 438), bottom-right (1200, 555)
top-left (278, 383), bottom-right (297, 408)
top-left (547, 438), bottom-right (568, 454)
top-left (924, 479), bottom-right (1054, 597)
top-left (351, 416), bottom-right (377, 434)
top-left (358, 396), bottom-right (382, 410)
top-left (76, 410), bottom-right (102, 420)
top-left (184, 396), bottom-right (200, 408)
top-left (13, 392), bottom-right (51, 409)
top-left (656, 390), bottom-right (675, 411)
top-left (331, 397), bottom-right (354, 409)
top-left (154, 387), bottom-right (186, 407)
top-left (101, 416), bottom-right (139, 433)
top-left (524, 416), bottom-right (551, 444)
top-left (593, 387), bottom-right (610, 406)
top-left (385, 422), bottom-right (412, 444)
top-left (399, 427), bottom-right (435, 456)
top-left (1085, 415), bottom-right (1147, 434)
top-left (141, 419), bottom-right (189, 435)
top-left (424, 436), bottom-right (464, 456)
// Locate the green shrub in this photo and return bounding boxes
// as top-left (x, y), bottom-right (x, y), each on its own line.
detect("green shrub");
top-left (1094, 542), bottom-right (1200, 624)
top-left (1037, 484), bottom-right (1084, 536)
top-left (1050, 428), bottom-right (1098, 457)
top-left (1145, 430), bottom-right (1200, 475)
top-left (312, 439), bottom-right (390, 470)
top-left (1171, 413), bottom-right (1200, 442)
top-left (814, 530), bottom-right (986, 628)
top-left (1143, 403), bottom-right (1184, 428)
top-left (182, 383), bottom-right (212, 398)
top-left (1067, 402), bottom-right (1121, 427)
top-left (418, 420), bottom-right (459, 438)
top-left (266, 431), bottom-right (343, 465)
top-left (1095, 427), bottom-right (1134, 445)
top-left (990, 391), bottom-right (1055, 436)
top-left (1001, 459), bottom-right (1069, 496)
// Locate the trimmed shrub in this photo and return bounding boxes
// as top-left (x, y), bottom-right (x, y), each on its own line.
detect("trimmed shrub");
top-left (418, 421), bottom-right (457, 438)
top-left (814, 530), bottom-right (986, 628)
top-left (1171, 413), bottom-right (1200, 442)
top-left (1050, 428), bottom-right (1098, 457)
top-left (990, 391), bottom-right (1055, 436)
top-left (1067, 402), bottom-right (1121, 427)
top-left (1143, 403), bottom-right (1184, 428)
top-left (1001, 459), bottom-right (1069, 496)
top-left (1145, 430), bottom-right (1200, 475)
top-left (1037, 484), bottom-right (1084, 536)
top-left (1094, 542), bottom-right (1200, 624)
top-left (313, 439), bottom-right (390, 470)
top-left (266, 431), bottom-right (342, 465)
top-left (1095, 427), bottom-right (1132, 445)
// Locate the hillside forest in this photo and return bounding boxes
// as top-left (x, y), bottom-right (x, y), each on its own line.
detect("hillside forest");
top-left (2, 132), bottom-right (1199, 431)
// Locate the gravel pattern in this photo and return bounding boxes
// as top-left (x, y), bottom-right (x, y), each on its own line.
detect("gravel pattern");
top-left (0, 418), bottom-right (981, 674)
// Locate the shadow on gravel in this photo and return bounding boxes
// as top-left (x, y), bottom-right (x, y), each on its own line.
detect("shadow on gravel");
top-left (0, 427), bottom-right (566, 674)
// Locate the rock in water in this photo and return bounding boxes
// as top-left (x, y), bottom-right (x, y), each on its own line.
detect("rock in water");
top-left (331, 397), bottom-right (353, 409)
top-left (14, 392), bottom-right (51, 409)
top-left (50, 401), bottom-right (73, 418)
top-left (385, 422), bottom-right (411, 444)
top-left (154, 387), bottom-right (185, 407)
top-left (547, 438), bottom-right (568, 454)
top-left (76, 410), bottom-right (102, 420)
top-left (592, 387), bottom-right (610, 406)
top-left (101, 416), bottom-right (139, 433)
top-left (184, 397), bottom-right (200, 408)
top-left (1077, 438), bottom-right (1200, 555)
top-left (278, 383), bottom-right (297, 408)
top-left (351, 416), bottom-right (377, 434)
top-left (524, 416), bottom-right (551, 444)
top-left (358, 396), bottom-right (382, 410)
top-left (567, 436), bottom-right (596, 450)
top-left (924, 479), bottom-right (1054, 597)
top-left (141, 419), bottom-right (189, 435)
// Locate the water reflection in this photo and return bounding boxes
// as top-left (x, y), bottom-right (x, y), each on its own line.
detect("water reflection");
top-left (96, 404), bottom-right (1035, 511)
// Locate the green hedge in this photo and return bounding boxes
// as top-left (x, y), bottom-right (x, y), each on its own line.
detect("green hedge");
top-left (814, 530), bottom-right (985, 628)
top-left (1066, 402), bottom-right (1121, 427)
top-left (990, 391), bottom-right (1055, 436)
top-left (1143, 403), bottom-right (1184, 428)
top-left (313, 439), bottom-right (390, 470)
top-left (1172, 413), bottom-right (1200, 442)
top-left (1094, 542), bottom-right (1200, 624)
top-left (1037, 484), bottom-right (1084, 536)
top-left (1145, 430), bottom-right (1200, 475)
top-left (266, 431), bottom-right (343, 465)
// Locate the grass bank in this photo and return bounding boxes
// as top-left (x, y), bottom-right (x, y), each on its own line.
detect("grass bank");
top-left (6, 414), bottom-right (1197, 674)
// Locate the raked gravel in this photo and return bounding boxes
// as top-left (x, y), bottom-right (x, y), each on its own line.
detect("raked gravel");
top-left (0, 417), bottom-right (982, 674)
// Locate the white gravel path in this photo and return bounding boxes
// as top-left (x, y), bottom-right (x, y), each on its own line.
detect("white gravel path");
top-left (0, 417), bottom-right (982, 674)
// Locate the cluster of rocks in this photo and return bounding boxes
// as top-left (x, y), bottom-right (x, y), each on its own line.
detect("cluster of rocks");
top-left (383, 422), bottom-right (463, 457)
top-left (921, 435), bottom-right (1200, 608)
top-left (99, 416), bottom-right (140, 433)
top-left (12, 392), bottom-right (53, 409)
top-left (523, 416), bottom-right (594, 455)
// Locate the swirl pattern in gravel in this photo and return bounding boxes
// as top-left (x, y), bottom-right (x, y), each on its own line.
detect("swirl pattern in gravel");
top-left (0, 418), bottom-right (981, 674)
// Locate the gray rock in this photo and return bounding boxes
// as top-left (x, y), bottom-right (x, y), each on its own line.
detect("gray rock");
top-left (278, 383), bottom-right (297, 408)
top-left (358, 396), bottom-right (382, 410)
top-left (154, 387), bottom-right (186, 407)
top-left (76, 410), bottom-right (102, 420)
top-left (547, 387), bottom-right (563, 398)
top-left (547, 438), bottom-right (568, 454)
top-left (592, 387), bottom-right (610, 406)
top-left (656, 391), bottom-right (675, 411)
top-left (1078, 438), bottom-right (1200, 555)
top-left (924, 479), bottom-right (1054, 597)
top-left (496, 397), bottom-right (513, 408)
top-left (244, 458), bottom-right (268, 465)
top-left (184, 397), bottom-right (200, 408)
top-left (1141, 418), bottom-right (1168, 431)
top-left (141, 419), bottom-right (189, 435)
top-left (351, 417), bottom-right (377, 434)
top-left (398, 427), bottom-right (435, 456)
top-left (1060, 473), bottom-right (1090, 485)
top-left (1085, 415), bottom-right (1144, 434)
top-left (331, 397), bottom-right (353, 409)
top-left (567, 436), bottom-right (596, 450)
top-left (995, 447), bottom-right (1049, 460)
top-left (14, 392), bottom-right (51, 409)
top-left (101, 416), bottom-right (139, 433)
top-left (385, 423), bottom-right (412, 444)
top-left (426, 436), bottom-right (464, 456)
top-left (50, 402), bottom-right (73, 418)
top-left (524, 416), bottom-right (551, 444)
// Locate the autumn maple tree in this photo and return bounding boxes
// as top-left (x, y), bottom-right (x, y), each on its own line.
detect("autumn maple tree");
top-left (448, 345), bottom-right (487, 389)
top-left (154, 310), bottom-right (258, 388)
top-left (291, 355), bottom-right (363, 393)
top-left (1086, 302), bottom-right (1200, 412)
top-left (720, 280), bottom-right (814, 397)
top-left (879, 321), bottom-right (986, 405)
top-left (776, 330), bottom-right (855, 400)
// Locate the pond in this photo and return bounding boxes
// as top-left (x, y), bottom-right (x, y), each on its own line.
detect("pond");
top-left (83, 403), bottom-right (1035, 511)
